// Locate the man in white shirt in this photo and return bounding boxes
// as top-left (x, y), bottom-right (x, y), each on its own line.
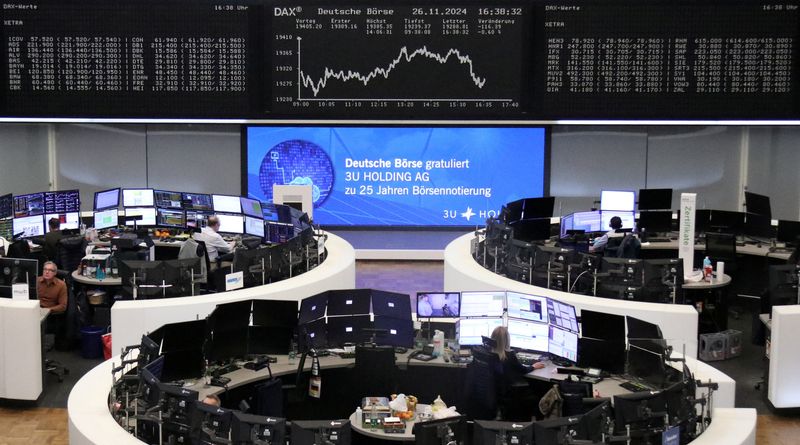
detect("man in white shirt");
top-left (193, 215), bottom-right (235, 269)
top-left (589, 216), bottom-right (624, 253)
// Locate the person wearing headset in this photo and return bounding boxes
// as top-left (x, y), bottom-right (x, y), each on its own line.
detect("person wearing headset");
top-left (589, 216), bottom-right (624, 253)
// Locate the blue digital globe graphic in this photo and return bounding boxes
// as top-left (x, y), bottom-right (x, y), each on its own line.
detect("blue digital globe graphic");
top-left (258, 139), bottom-right (335, 206)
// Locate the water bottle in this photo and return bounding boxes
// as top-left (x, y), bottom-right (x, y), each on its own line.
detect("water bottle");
top-left (369, 402), bottom-right (378, 430)
top-left (703, 256), bottom-right (713, 282)
top-left (96, 264), bottom-right (105, 280)
top-left (355, 406), bottom-right (363, 427)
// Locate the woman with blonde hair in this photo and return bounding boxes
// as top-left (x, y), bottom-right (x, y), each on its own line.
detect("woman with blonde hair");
top-left (490, 326), bottom-right (546, 372)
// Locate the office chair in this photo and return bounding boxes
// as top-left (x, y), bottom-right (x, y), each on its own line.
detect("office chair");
top-left (504, 238), bottom-right (536, 284)
top-left (6, 239), bottom-right (31, 259)
top-left (353, 345), bottom-right (398, 405)
top-left (557, 379), bottom-right (593, 416)
top-left (42, 271), bottom-right (71, 381)
top-left (705, 232), bottom-right (739, 317)
top-left (464, 346), bottom-right (500, 420)
top-left (616, 234), bottom-right (641, 259)
top-left (193, 240), bottom-right (218, 292)
top-left (178, 238), bottom-right (208, 288)
top-left (482, 219), bottom-right (512, 273)
top-left (56, 235), bottom-right (86, 273)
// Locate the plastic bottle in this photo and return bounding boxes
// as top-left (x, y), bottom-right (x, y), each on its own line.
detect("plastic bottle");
top-left (96, 263), bottom-right (105, 280)
top-left (432, 330), bottom-right (444, 357)
top-left (369, 402), bottom-right (378, 430)
top-left (355, 406), bottom-right (362, 427)
top-left (703, 256), bottom-right (713, 282)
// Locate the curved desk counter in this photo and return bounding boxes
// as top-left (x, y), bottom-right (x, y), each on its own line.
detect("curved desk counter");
top-left (110, 232), bottom-right (356, 351)
top-left (0, 300), bottom-right (44, 401)
top-left (69, 350), bottom-right (747, 445)
top-left (445, 233), bottom-right (701, 358)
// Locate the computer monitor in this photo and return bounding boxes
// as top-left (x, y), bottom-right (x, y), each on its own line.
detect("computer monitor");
top-left (580, 310), bottom-right (625, 342)
top-left (626, 343), bottom-right (667, 389)
top-left (155, 208), bottom-right (186, 229)
top-left (182, 192), bottom-right (213, 211)
top-left (299, 292), bottom-right (328, 324)
top-left (745, 212), bottom-right (773, 239)
top-left (244, 216), bottom-right (265, 238)
top-left (152, 190), bottom-right (184, 209)
top-left (474, 420), bottom-right (533, 445)
top-left (291, 420), bottom-right (350, 445)
top-left (548, 326), bottom-right (578, 363)
top-left (637, 211), bottom-right (673, 234)
top-left (159, 319), bottom-right (207, 355)
top-left (613, 390), bottom-right (668, 435)
top-left (745, 191), bottom-right (771, 219)
top-left (559, 213), bottom-right (574, 239)
top-left (573, 211), bottom-right (603, 233)
top-left (138, 366), bottom-right (162, 410)
top-left (326, 315), bottom-right (371, 347)
top-left (507, 318), bottom-right (549, 353)
top-left (505, 291), bottom-right (548, 323)
top-left (44, 189), bottom-right (81, 213)
top-left (412, 416), bottom-right (465, 445)
top-left (94, 189), bottom-right (120, 213)
top-left (577, 337), bottom-right (626, 375)
top-left (637, 188), bottom-right (673, 211)
top-left (777, 220), bottom-right (800, 244)
top-left (123, 207), bottom-right (156, 227)
top-left (193, 403), bottom-right (233, 444)
top-left (252, 300), bottom-right (298, 328)
top-left (0, 193), bottom-right (12, 219)
top-left (599, 257), bottom-right (645, 287)
top-left (0, 257), bottom-right (38, 299)
top-left (501, 199), bottom-right (524, 223)
top-left (185, 209), bottom-right (213, 229)
top-left (642, 258), bottom-right (684, 304)
top-left (601, 190), bottom-right (635, 211)
top-left (212, 194), bottom-right (242, 214)
top-left (547, 298), bottom-right (579, 333)
top-left (522, 197), bottom-right (555, 219)
top-left (416, 292), bottom-right (460, 318)
top-left (266, 221), bottom-right (294, 243)
top-left (694, 209), bottom-right (711, 233)
top-left (119, 260), bottom-right (166, 299)
top-left (601, 210), bottom-right (635, 231)
top-left (12, 214), bottom-right (45, 238)
top-left (208, 300), bottom-right (252, 332)
top-left (13, 192), bottom-right (45, 218)
top-left (511, 218), bottom-right (551, 242)
top-left (709, 210), bottom-right (745, 233)
top-left (138, 334), bottom-right (162, 370)
top-left (371, 290), bottom-right (412, 320)
top-left (217, 213), bottom-right (244, 234)
top-left (240, 197), bottom-right (263, 219)
top-left (93, 208), bottom-right (118, 230)
top-left (45, 212), bottom-right (80, 232)
top-left (532, 415), bottom-right (582, 445)
top-left (261, 202), bottom-right (281, 222)
top-left (158, 384), bottom-right (199, 425)
top-left (576, 399), bottom-right (613, 443)
top-left (373, 316), bottom-right (414, 348)
top-left (327, 289), bottom-right (372, 316)
top-left (0, 219), bottom-right (11, 242)
top-left (298, 318), bottom-right (327, 351)
top-left (456, 317), bottom-right (504, 346)
top-left (161, 349), bottom-right (205, 382)
top-left (122, 188), bottom-right (154, 208)
top-left (626, 316), bottom-right (664, 341)
top-left (459, 291), bottom-right (504, 317)
top-left (231, 412), bottom-right (286, 445)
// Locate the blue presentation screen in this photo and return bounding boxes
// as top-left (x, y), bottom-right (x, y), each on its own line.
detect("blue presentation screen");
top-left (245, 126), bottom-right (547, 227)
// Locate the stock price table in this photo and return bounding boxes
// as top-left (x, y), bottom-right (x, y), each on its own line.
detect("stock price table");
top-left (269, 4), bottom-right (529, 117)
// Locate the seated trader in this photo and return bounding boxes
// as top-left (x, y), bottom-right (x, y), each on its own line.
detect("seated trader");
top-left (193, 215), bottom-right (235, 270)
top-left (43, 217), bottom-right (63, 262)
top-left (37, 261), bottom-right (67, 313)
top-left (490, 326), bottom-right (545, 419)
top-left (202, 394), bottom-right (221, 407)
top-left (491, 326), bottom-right (546, 377)
top-left (589, 216), bottom-right (624, 253)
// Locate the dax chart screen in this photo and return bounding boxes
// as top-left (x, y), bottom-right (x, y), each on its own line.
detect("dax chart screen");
top-left (245, 125), bottom-right (547, 227)
top-left (268, 4), bottom-right (530, 117)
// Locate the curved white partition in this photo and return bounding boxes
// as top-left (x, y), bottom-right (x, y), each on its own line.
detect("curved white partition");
top-left (0, 300), bottom-right (43, 400)
top-left (111, 232), bottom-right (356, 351)
top-left (444, 233), bottom-right (700, 357)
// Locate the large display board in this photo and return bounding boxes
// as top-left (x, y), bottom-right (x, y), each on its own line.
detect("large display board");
top-left (1, 0), bottom-right (798, 119)
top-left (244, 125), bottom-right (548, 227)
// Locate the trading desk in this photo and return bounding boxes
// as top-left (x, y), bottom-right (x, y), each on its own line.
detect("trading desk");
top-left (68, 350), bottom-right (751, 445)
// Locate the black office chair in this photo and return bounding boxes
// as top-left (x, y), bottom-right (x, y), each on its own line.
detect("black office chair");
top-left (464, 346), bottom-right (500, 420)
top-left (353, 345), bottom-right (398, 405)
top-left (6, 239), bottom-right (31, 259)
top-left (56, 235), bottom-right (86, 273)
top-left (558, 379), bottom-right (593, 416)
top-left (42, 271), bottom-right (72, 381)
top-left (482, 219), bottom-right (512, 273)
top-left (505, 238), bottom-right (536, 284)
top-left (705, 232), bottom-right (739, 316)
top-left (616, 234), bottom-right (641, 259)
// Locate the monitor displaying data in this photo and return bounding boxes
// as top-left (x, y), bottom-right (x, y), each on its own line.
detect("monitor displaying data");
top-left (547, 299), bottom-right (579, 334)
top-left (44, 190), bottom-right (80, 213)
top-left (506, 292), bottom-right (548, 323)
top-left (186, 210), bottom-right (213, 229)
top-left (601, 191), bottom-right (635, 212)
top-left (217, 213), bottom-right (244, 234)
top-left (156, 208), bottom-right (186, 228)
top-left (0, 194), bottom-right (12, 219)
top-left (122, 189), bottom-right (155, 208)
top-left (124, 207), bottom-right (157, 227)
top-left (154, 190), bottom-right (184, 209)
top-left (507, 318), bottom-right (549, 353)
top-left (13, 214), bottom-right (45, 238)
top-left (244, 216), bottom-right (265, 238)
top-left (245, 126), bottom-right (548, 227)
top-left (601, 211), bottom-right (635, 231)
top-left (460, 291), bottom-right (506, 317)
top-left (240, 197), bottom-right (263, 218)
top-left (548, 326), bottom-right (578, 363)
top-left (45, 212), bottom-right (80, 232)
top-left (182, 193), bottom-right (214, 211)
top-left (13, 192), bottom-right (44, 217)
top-left (457, 317), bottom-right (504, 347)
top-left (94, 209), bottom-right (118, 230)
top-left (574, 211), bottom-right (603, 233)
top-left (212, 195), bottom-right (242, 214)
top-left (94, 188), bottom-right (120, 211)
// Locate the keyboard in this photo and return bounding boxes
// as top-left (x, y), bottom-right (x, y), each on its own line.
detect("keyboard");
top-left (619, 381), bottom-right (652, 392)
top-left (217, 363), bottom-right (240, 375)
top-left (337, 352), bottom-right (356, 359)
top-left (517, 352), bottom-right (541, 366)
